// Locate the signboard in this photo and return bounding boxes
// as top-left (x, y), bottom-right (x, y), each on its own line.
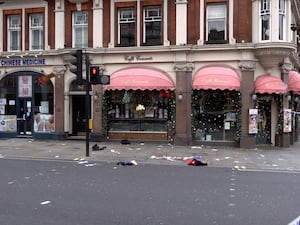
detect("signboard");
top-left (249, 109), bottom-right (258, 134)
top-left (18, 76), bottom-right (32, 97)
top-left (283, 109), bottom-right (292, 133)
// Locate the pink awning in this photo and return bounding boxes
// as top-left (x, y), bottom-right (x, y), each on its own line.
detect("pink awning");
top-left (104, 68), bottom-right (175, 91)
top-left (193, 66), bottom-right (240, 90)
top-left (289, 71), bottom-right (300, 94)
top-left (255, 75), bottom-right (286, 94)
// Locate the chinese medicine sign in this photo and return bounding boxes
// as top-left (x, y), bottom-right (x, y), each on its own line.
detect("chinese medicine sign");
top-left (249, 109), bottom-right (258, 134)
top-left (18, 76), bottom-right (32, 97)
top-left (283, 109), bottom-right (292, 133)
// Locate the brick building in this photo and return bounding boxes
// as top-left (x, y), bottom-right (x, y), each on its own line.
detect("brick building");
top-left (0, 0), bottom-right (300, 148)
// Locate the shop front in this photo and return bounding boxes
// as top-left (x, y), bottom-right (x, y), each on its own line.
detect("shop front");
top-left (191, 66), bottom-right (241, 146)
top-left (0, 71), bottom-right (54, 138)
top-left (103, 67), bottom-right (175, 141)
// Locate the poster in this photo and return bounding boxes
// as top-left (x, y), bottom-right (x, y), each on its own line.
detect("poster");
top-left (249, 109), bottom-right (258, 134)
top-left (34, 114), bottom-right (54, 132)
top-left (283, 109), bottom-right (292, 133)
top-left (0, 115), bottom-right (17, 132)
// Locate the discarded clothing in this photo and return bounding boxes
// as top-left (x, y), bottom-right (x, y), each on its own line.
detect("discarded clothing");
top-left (187, 159), bottom-right (208, 166)
top-left (92, 144), bottom-right (107, 151)
top-left (117, 160), bottom-right (138, 166)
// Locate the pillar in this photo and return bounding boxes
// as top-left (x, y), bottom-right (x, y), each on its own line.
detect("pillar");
top-left (174, 62), bottom-right (193, 145)
top-left (239, 61), bottom-right (256, 148)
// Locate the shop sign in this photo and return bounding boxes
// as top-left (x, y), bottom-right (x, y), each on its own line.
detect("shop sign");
top-left (249, 109), bottom-right (258, 134)
top-left (18, 76), bottom-right (32, 97)
top-left (283, 109), bottom-right (292, 133)
top-left (0, 58), bottom-right (46, 67)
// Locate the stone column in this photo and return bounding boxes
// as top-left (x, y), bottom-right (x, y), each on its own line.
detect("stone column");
top-left (90, 84), bottom-right (104, 142)
top-left (175, 0), bottom-right (187, 45)
top-left (239, 61), bottom-right (256, 148)
top-left (55, 0), bottom-right (65, 49)
top-left (280, 60), bottom-right (292, 147)
top-left (174, 62), bottom-right (194, 145)
top-left (54, 67), bottom-right (67, 139)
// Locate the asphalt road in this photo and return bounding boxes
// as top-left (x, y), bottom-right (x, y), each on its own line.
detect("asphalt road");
top-left (0, 158), bottom-right (299, 225)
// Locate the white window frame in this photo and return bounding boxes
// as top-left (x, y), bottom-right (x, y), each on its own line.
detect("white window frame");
top-left (118, 8), bottom-right (135, 45)
top-left (278, 0), bottom-right (286, 41)
top-left (29, 13), bottom-right (44, 51)
top-left (206, 4), bottom-right (227, 42)
top-left (7, 15), bottom-right (21, 52)
top-left (72, 11), bottom-right (88, 48)
top-left (143, 6), bottom-right (162, 44)
top-left (260, 0), bottom-right (271, 41)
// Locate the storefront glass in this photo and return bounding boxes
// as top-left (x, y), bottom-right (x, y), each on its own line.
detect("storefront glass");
top-left (103, 90), bottom-right (175, 140)
top-left (0, 76), bottom-right (17, 132)
top-left (192, 90), bottom-right (241, 142)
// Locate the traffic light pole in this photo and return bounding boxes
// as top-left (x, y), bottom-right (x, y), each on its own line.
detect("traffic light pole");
top-left (85, 53), bottom-right (90, 157)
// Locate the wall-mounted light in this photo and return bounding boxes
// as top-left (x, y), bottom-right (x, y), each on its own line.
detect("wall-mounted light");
top-left (93, 92), bottom-right (99, 101)
top-left (251, 92), bottom-right (257, 101)
top-left (291, 24), bottom-right (298, 32)
top-left (178, 93), bottom-right (183, 101)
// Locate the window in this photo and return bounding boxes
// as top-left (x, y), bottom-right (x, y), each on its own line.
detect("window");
top-left (143, 6), bottom-right (162, 46)
top-left (73, 11), bottom-right (88, 48)
top-left (260, 0), bottom-right (271, 41)
top-left (206, 4), bottom-right (226, 44)
top-left (8, 15), bottom-right (21, 51)
top-left (30, 14), bottom-right (44, 50)
top-left (279, 0), bottom-right (285, 40)
top-left (118, 8), bottom-right (135, 46)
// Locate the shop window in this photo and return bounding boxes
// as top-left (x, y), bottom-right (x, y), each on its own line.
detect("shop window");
top-left (118, 8), bottom-right (136, 46)
top-left (143, 6), bottom-right (162, 46)
top-left (73, 11), bottom-right (88, 48)
top-left (8, 15), bottom-right (21, 51)
top-left (192, 90), bottom-right (240, 142)
top-left (206, 4), bottom-right (227, 44)
top-left (278, 0), bottom-right (285, 40)
top-left (260, 0), bottom-right (271, 41)
top-left (29, 13), bottom-right (44, 50)
top-left (34, 77), bottom-right (54, 133)
top-left (0, 76), bottom-right (17, 132)
top-left (104, 90), bottom-right (175, 140)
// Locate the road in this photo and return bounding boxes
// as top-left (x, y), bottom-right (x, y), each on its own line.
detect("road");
top-left (0, 158), bottom-right (299, 225)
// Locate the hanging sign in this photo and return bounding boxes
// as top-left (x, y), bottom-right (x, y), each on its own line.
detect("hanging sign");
top-left (249, 109), bottom-right (258, 134)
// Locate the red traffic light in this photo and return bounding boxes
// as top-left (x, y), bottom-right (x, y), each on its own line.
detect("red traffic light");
top-left (90, 66), bottom-right (99, 75)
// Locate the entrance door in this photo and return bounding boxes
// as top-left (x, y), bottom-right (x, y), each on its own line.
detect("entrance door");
top-left (17, 98), bottom-right (32, 135)
top-left (72, 95), bottom-right (87, 136)
top-left (256, 99), bottom-right (272, 145)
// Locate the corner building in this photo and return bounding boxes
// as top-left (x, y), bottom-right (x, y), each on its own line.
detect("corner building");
top-left (0, 0), bottom-right (300, 148)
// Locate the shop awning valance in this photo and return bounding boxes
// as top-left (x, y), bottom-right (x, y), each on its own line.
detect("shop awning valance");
top-left (104, 68), bottom-right (175, 91)
top-left (255, 75), bottom-right (286, 94)
top-left (288, 71), bottom-right (300, 94)
top-left (193, 66), bottom-right (240, 90)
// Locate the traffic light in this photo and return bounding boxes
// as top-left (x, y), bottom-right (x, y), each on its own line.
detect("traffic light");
top-left (89, 66), bottom-right (110, 85)
top-left (69, 49), bottom-right (83, 84)
top-left (90, 66), bottom-right (99, 84)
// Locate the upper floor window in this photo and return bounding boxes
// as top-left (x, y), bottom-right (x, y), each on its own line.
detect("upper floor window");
top-left (8, 15), bottom-right (21, 51)
top-left (206, 4), bottom-right (227, 44)
top-left (73, 11), bottom-right (88, 48)
top-left (30, 14), bottom-right (44, 50)
top-left (260, 0), bottom-right (271, 41)
top-left (118, 8), bottom-right (136, 46)
top-left (143, 6), bottom-right (162, 46)
top-left (279, 0), bottom-right (285, 40)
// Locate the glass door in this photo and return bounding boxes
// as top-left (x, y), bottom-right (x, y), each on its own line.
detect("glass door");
top-left (17, 98), bottom-right (32, 135)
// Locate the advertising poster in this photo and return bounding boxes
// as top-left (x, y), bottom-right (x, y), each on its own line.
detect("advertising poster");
top-left (283, 109), bottom-right (292, 133)
top-left (249, 109), bottom-right (258, 134)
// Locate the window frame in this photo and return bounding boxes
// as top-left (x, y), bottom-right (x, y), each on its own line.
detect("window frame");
top-left (72, 10), bottom-right (88, 48)
top-left (278, 0), bottom-right (286, 41)
top-left (260, 0), bottom-right (271, 41)
top-left (29, 13), bottom-right (44, 51)
top-left (117, 7), bottom-right (136, 47)
top-left (205, 3), bottom-right (227, 44)
top-left (142, 6), bottom-right (162, 46)
top-left (7, 14), bottom-right (21, 52)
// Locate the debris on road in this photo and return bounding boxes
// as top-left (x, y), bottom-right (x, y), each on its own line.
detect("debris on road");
top-left (117, 160), bottom-right (138, 166)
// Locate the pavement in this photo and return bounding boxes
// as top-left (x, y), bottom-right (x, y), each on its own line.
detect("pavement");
top-left (0, 137), bottom-right (300, 171)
